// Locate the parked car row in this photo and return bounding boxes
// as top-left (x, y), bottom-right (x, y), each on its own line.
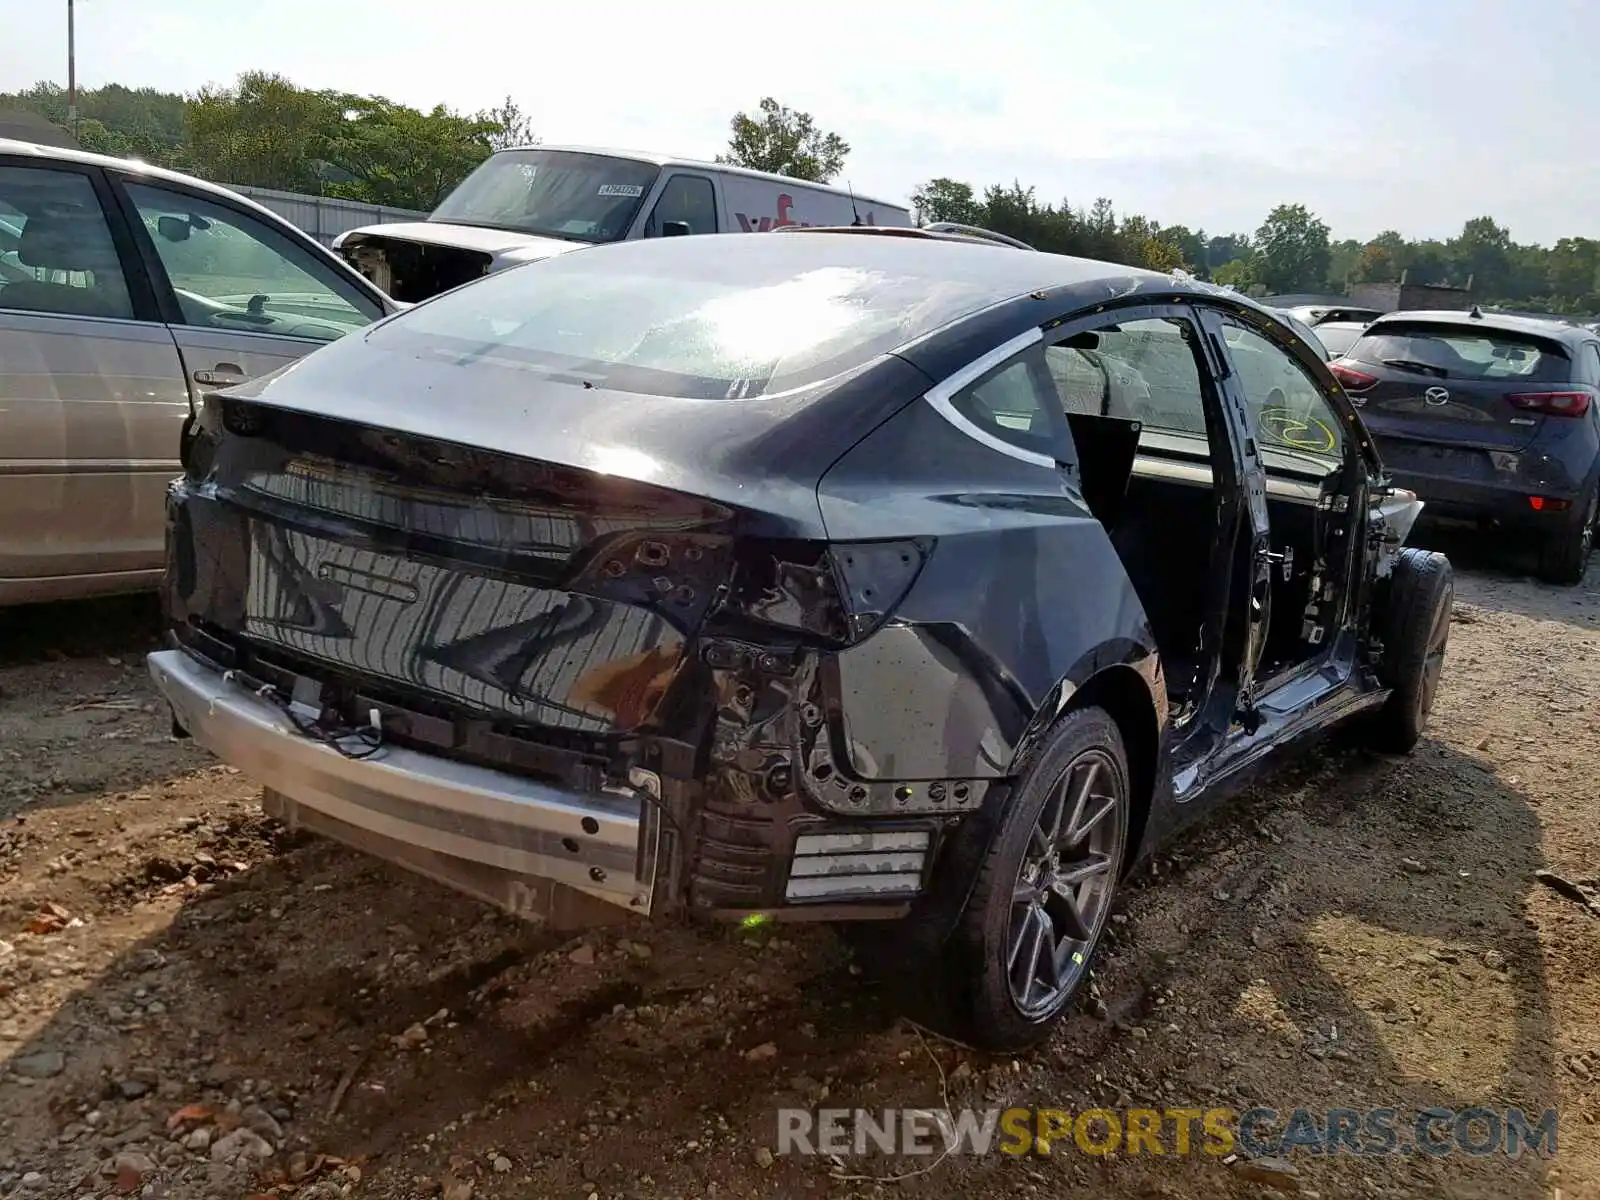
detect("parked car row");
top-left (0, 140), bottom-right (1028, 609)
top-left (2, 133), bottom-right (1486, 1050)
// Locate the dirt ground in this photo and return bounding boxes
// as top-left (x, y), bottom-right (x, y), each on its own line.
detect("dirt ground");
top-left (0, 530), bottom-right (1596, 1200)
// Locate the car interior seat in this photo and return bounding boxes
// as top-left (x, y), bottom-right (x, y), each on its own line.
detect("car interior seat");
top-left (1, 208), bottom-right (132, 319)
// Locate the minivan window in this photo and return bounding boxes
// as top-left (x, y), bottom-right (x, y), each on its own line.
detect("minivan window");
top-left (1347, 323), bottom-right (1570, 383)
top-left (366, 238), bottom-right (1010, 400)
top-left (429, 149), bottom-right (661, 243)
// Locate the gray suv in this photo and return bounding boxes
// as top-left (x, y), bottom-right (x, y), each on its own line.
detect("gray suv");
top-left (1330, 308), bottom-right (1600, 583)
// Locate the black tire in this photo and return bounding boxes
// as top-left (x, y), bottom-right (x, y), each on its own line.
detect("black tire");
top-left (939, 706), bottom-right (1131, 1052)
top-left (1366, 547), bottom-right (1453, 754)
top-left (1537, 476), bottom-right (1598, 586)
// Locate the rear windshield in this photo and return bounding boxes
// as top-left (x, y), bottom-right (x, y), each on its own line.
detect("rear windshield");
top-left (1315, 324), bottom-right (1366, 358)
top-left (429, 149), bottom-right (660, 243)
top-left (1346, 323), bottom-right (1570, 382)
top-left (364, 237), bottom-right (1012, 399)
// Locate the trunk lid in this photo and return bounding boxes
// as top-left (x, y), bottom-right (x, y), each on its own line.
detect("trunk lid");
top-left (172, 328), bottom-right (928, 745)
top-left (189, 400), bottom-right (741, 737)
top-left (1338, 319), bottom-right (1576, 454)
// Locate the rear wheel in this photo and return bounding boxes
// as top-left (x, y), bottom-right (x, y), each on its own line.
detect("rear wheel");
top-left (1537, 477), bottom-right (1598, 586)
top-left (1366, 547), bottom-right (1453, 753)
top-left (940, 707), bottom-right (1130, 1052)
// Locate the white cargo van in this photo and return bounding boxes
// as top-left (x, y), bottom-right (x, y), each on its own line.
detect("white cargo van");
top-left (333, 144), bottom-right (914, 302)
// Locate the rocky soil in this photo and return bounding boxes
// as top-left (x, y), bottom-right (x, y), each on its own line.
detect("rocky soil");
top-left (0, 531), bottom-right (1596, 1200)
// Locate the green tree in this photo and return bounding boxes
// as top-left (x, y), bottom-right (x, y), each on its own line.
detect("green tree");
top-left (474, 95), bottom-right (538, 151)
top-left (1327, 237), bottom-right (1362, 287)
top-left (1120, 215), bottom-right (1184, 271)
top-left (1405, 240), bottom-right (1450, 286)
top-left (1157, 224), bottom-right (1209, 275)
top-left (1206, 234), bottom-right (1252, 270)
top-left (1350, 230), bottom-right (1408, 283)
top-left (1446, 215), bottom-right (1513, 295)
top-left (184, 71), bottom-right (342, 192)
top-left (1213, 258), bottom-right (1256, 289)
top-left (1546, 237), bottom-right (1600, 305)
top-left (718, 97), bottom-right (849, 182)
top-left (181, 73), bottom-right (496, 208)
top-left (0, 80), bottom-right (188, 166)
top-left (319, 96), bottom-right (498, 209)
top-left (911, 177), bottom-right (980, 226)
top-left (1252, 203), bottom-right (1332, 293)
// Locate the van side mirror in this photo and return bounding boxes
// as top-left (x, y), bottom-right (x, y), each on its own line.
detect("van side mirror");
top-left (661, 221), bottom-right (691, 238)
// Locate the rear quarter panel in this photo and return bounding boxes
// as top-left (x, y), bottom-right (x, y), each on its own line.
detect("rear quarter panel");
top-left (816, 394), bottom-right (1162, 783)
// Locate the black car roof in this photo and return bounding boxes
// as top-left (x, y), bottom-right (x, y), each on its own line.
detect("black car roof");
top-left (1368, 308), bottom-right (1595, 348)
top-left (581, 228), bottom-right (1186, 311)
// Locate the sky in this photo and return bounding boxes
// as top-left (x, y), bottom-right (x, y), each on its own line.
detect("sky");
top-left (2, 0), bottom-right (1596, 246)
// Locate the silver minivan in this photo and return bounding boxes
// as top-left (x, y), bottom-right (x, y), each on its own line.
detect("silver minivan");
top-left (0, 138), bottom-right (401, 607)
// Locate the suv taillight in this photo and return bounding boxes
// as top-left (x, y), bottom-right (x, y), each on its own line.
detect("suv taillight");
top-left (1329, 362), bottom-right (1378, 392)
top-left (1507, 390), bottom-right (1593, 417)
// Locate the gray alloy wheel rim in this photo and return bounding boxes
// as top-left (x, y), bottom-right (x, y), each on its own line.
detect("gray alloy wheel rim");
top-left (1580, 489), bottom-right (1598, 565)
top-left (1418, 588), bottom-right (1451, 722)
top-left (1006, 747), bottom-right (1126, 1020)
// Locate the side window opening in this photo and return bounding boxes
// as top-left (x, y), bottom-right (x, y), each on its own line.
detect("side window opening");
top-left (122, 182), bottom-right (382, 343)
top-left (1220, 319), bottom-right (1347, 474)
top-left (1047, 313), bottom-right (1227, 718)
top-left (645, 176), bottom-right (717, 237)
top-left (945, 342), bottom-right (1070, 463)
top-left (1219, 315), bottom-right (1352, 685)
top-left (0, 166), bottom-right (134, 321)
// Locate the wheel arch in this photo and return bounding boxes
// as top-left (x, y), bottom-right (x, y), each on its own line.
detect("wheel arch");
top-left (1060, 663), bottom-right (1161, 878)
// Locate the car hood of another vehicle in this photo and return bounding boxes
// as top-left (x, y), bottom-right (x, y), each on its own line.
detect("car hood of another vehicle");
top-left (335, 221), bottom-right (586, 264)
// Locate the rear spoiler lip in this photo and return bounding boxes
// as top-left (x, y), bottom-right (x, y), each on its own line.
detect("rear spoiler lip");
top-left (1362, 318), bottom-right (1578, 359)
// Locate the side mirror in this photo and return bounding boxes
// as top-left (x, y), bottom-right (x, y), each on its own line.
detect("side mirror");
top-left (661, 221), bottom-right (691, 238)
top-left (156, 214), bottom-right (192, 243)
top-left (1060, 330), bottom-right (1101, 351)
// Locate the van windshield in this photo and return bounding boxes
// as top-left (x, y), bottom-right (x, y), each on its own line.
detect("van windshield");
top-left (429, 150), bottom-right (660, 243)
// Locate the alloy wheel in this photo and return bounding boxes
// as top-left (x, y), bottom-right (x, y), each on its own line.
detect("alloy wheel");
top-left (1581, 490), bottom-right (1598, 568)
top-left (1417, 583), bottom-right (1453, 722)
top-left (1005, 748), bottom-right (1126, 1018)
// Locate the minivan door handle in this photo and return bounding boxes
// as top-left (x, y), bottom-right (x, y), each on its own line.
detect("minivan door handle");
top-left (192, 363), bottom-right (246, 387)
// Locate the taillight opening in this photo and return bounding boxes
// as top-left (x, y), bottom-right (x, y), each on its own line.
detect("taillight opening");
top-left (1329, 362), bottom-right (1378, 392)
top-left (705, 538), bottom-right (933, 648)
top-left (1508, 390), bottom-right (1592, 417)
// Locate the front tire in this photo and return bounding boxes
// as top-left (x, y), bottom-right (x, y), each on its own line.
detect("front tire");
top-left (941, 706), bottom-right (1131, 1052)
top-left (1366, 547), bottom-right (1453, 753)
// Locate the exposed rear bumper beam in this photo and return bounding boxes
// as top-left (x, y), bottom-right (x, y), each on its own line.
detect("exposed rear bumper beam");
top-left (146, 649), bottom-right (659, 917)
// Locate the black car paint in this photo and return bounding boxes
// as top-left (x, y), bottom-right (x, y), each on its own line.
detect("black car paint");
top-left (161, 233), bottom-right (1398, 922)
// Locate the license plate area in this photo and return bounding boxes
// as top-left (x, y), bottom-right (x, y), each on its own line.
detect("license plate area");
top-left (1379, 441), bottom-right (1491, 480)
top-left (241, 522), bottom-right (685, 733)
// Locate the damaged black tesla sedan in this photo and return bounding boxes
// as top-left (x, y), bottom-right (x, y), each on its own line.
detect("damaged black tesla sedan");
top-left (149, 230), bottom-right (1453, 1050)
